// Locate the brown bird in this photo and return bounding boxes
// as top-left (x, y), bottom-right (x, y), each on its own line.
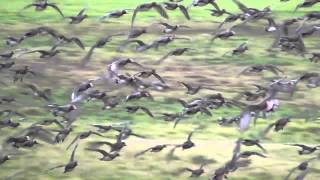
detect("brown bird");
top-left (287, 144), bottom-right (320, 155)
top-left (81, 34), bottom-right (123, 67)
top-left (86, 148), bottom-right (120, 161)
top-left (260, 117), bottom-right (291, 138)
top-left (19, 0), bottom-right (64, 17)
top-left (239, 64), bottom-right (284, 76)
top-left (126, 91), bottom-right (153, 102)
top-left (48, 144), bottom-right (79, 173)
top-left (157, 22), bottom-right (190, 33)
top-left (155, 48), bottom-right (192, 64)
top-left (179, 81), bottom-right (216, 95)
top-left (131, 2), bottom-right (169, 29)
top-left (23, 83), bottom-right (51, 101)
top-left (66, 131), bottom-right (106, 150)
top-left (163, 2), bottom-right (190, 20)
top-left (65, 8), bottom-right (88, 24)
top-left (134, 144), bottom-right (173, 157)
top-left (125, 106), bottom-right (154, 118)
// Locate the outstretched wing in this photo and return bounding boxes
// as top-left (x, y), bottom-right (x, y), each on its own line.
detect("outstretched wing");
top-left (139, 107), bottom-right (154, 118)
top-left (153, 4), bottom-right (169, 19)
top-left (47, 3), bottom-right (64, 17)
top-left (178, 5), bottom-right (190, 20)
top-left (71, 37), bottom-right (85, 50)
top-left (134, 147), bottom-right (152, 158)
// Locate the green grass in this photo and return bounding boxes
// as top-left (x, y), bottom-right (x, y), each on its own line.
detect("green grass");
top-left (1, 0), bottom-right (320, 180)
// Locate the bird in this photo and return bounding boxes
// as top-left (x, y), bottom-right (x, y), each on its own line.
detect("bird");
top-left (157, 22), bottom-right (190, 33)
top-left (48, 144), bottom-right (79, 173)
top-left (178, 81), bottom-right (216, 95)
top-left (86, 148), bottom-right (120, 161)
top-left (19, 0), bottom-right (64, 17)
top-left (23, 83), bottom-right (51, 101)
top-left (10, 66), bottom-right (36, 83)
top-left (182, 163), bottom-right (208, 177)
top-left (66, 131), bottom-right (106, 150)
top-left (211, 29), bottom-right (236, 42)
top-left (240, 139), bottom-right (267, 153)
top-left (163, 2), bottom-right (190, 20)
top-left (99, 9), bottom-right (130, 21)
top-left (155, 48), bottom-right (192, 64)
top-left (81, 34), bottom-right (123, 67)
top-left (133, 69), bottom-right (165, 83)
top-left (0, 62), bottom-right (15, 71)
top-left (287, 144), bottom-right (320, 155)
top-left (295, 0), bottom-right (320, 11)
top-left (19, 48), bottom-right (64, 59)
top-left (125, 106), bottom-right (154, 118)
top-left (284, 157), bottom-right (320, 180)
top-left (260, 117), bottom-right (291, 137)
top-left (238, 151), bottom-right (267, 158)
top-left (131, 2), bottom-right (169, 29)
top-left (65, 8), bottom-right (88, 24)
top-left (238, 64), bottom-right (284, 76)
top-left (126, 91), bottom-right (153, 102)
top-left (46, 104), bottom-right (77, 117)
top-left (134, 144), bottom-right (172, 158)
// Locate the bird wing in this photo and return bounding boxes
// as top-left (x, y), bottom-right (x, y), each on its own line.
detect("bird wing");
top-left (295, 169), bottom-right (310, 180)
top-left (131, 7), bottom-right (140, 29)
top-left (134, 147), bottom-right (153, 158)
top-left (264, 65), bottom-right (283, 75)
top-left (259, 123), bottom-right (275, 138)
top-left (179, 81), bottom-right (193, 91)
top-left (69, 144), bottom-right (78, 162)
top-left (24, 83), bottom-right (38, 92)
top-left (239, 112), bottom-right (252, 132)
top-left (156, 51), bottom-right (173, 64)
top-left (81, 46), bottom-right (96, 67)
top-left (71, 37), bottom-right (85, 50)
top-left (86, 148), bottom-right (109, 156)
top-left (77, 8), bottom-right (87, 17)
top-left (66, 135), bottom-right (80, 150)
top-left (232, 0), bottom-right (249, 13)
top-left (139, 107), bottom-right (154, 118)
top-left (19, 4), bottom-right (37, 13)
top-left (47, 3), bottom-right (64, 17)
top-left (151, 72), bottom-right (166, 83)
top-left (153, 4), bottom-right (169, 19)
top-left (289, 144), bottom-right (309, 149)
top-left (178, 5), bottom-right (190, 20)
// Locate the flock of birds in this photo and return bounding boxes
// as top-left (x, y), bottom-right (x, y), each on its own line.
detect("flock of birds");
top-left (1, 0), bottom-right (320, 179)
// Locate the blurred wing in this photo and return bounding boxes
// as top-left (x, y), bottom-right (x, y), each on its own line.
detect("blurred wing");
top-left (153, 4), bottom-right (169, 19)
top-left (239, 112), bottom-right (252, 132)
top-left (47, 4), bottom-right (64, 17)
top-left (179, 5), bottom-right (190, 20)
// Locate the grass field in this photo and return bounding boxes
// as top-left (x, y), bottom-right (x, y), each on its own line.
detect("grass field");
top-left (1, 0), bottom-right (320, 180)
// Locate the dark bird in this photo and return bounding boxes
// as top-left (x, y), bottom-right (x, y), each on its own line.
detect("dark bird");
top-left (48, 144), bottom-right (78, 173)
top-left (10, 66), bottom-right (36, 83)
top-left (190, 0), bottom-right (221, 10)
top-left (18, 48), bottom-right (65, 59)
top-left (20, 0), bottom-right (64, 17)
top-left (133, 69), bottom-right (165, 83)
top-left (66, 131), bottom-right (106, 150)
top-left (295, 0), bottom-right (320, 11)
top-left (182, 163), bottom-right (208, 177)
top-left (117, 39), bottom-right (151, 52)
top-left (163, 2), bottom-right (190, 20)
top-left (0, 51), bottom-right (15, 60)
top-left (86, 148), bottom-right (120, 161)
top-left (287, 144), bottom-right (320, 155)
top-left (125, 106), bottom-right (154, 118)
top-left (284, 157), bottom-right (319, 180)
top-left (239, 64), bottom-right (283, 76)
top-left (88, 137), bottom-right (126, 153)
top-left (131, 2), bottom-right (169, 29)
top-left (65, 8), bottom-right (88, 24)
top-left (99, 9), bottom-right (130, 21)
top-left (238, 151), bottom-right (267, 158)
top-left (134, 144), bottom-right (172, 157)
top-left (101, 96), bottom-right (120, 110)
top-left (155, 48), bottom-right (191, 64)
top-left (175, 130), bottom-right (196, 150)
top-left (240, 139), bottom-right (267, 153)
top-left (0, 62), bottom-right (15, 71)
top-left (179, 81), bottom-right (216, 95)
top-left (126, 91), bottom-right (153, 102)
top-left (23, 83), bottom-right (51, 101)
top-left (81, 34), bottom-right (123, 67)
top-left (211, 29), bottom-right (236, 42)
top-left (0, 118), bottom-right (20, 129)
top-left (113, 126), bottom-right (146, 140)
top-left (47, 104), bottom-right (77, 117)
top-left (91, 124), bottom-right (116, 133)
top-left (207, 8), bottom-right (232, 17)
top-left (5, 37), bottom-right (23, 47)
top-left (260, 117), bottom-right (291, 137)
top-left (157, 22), bottom-right (190, 33)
